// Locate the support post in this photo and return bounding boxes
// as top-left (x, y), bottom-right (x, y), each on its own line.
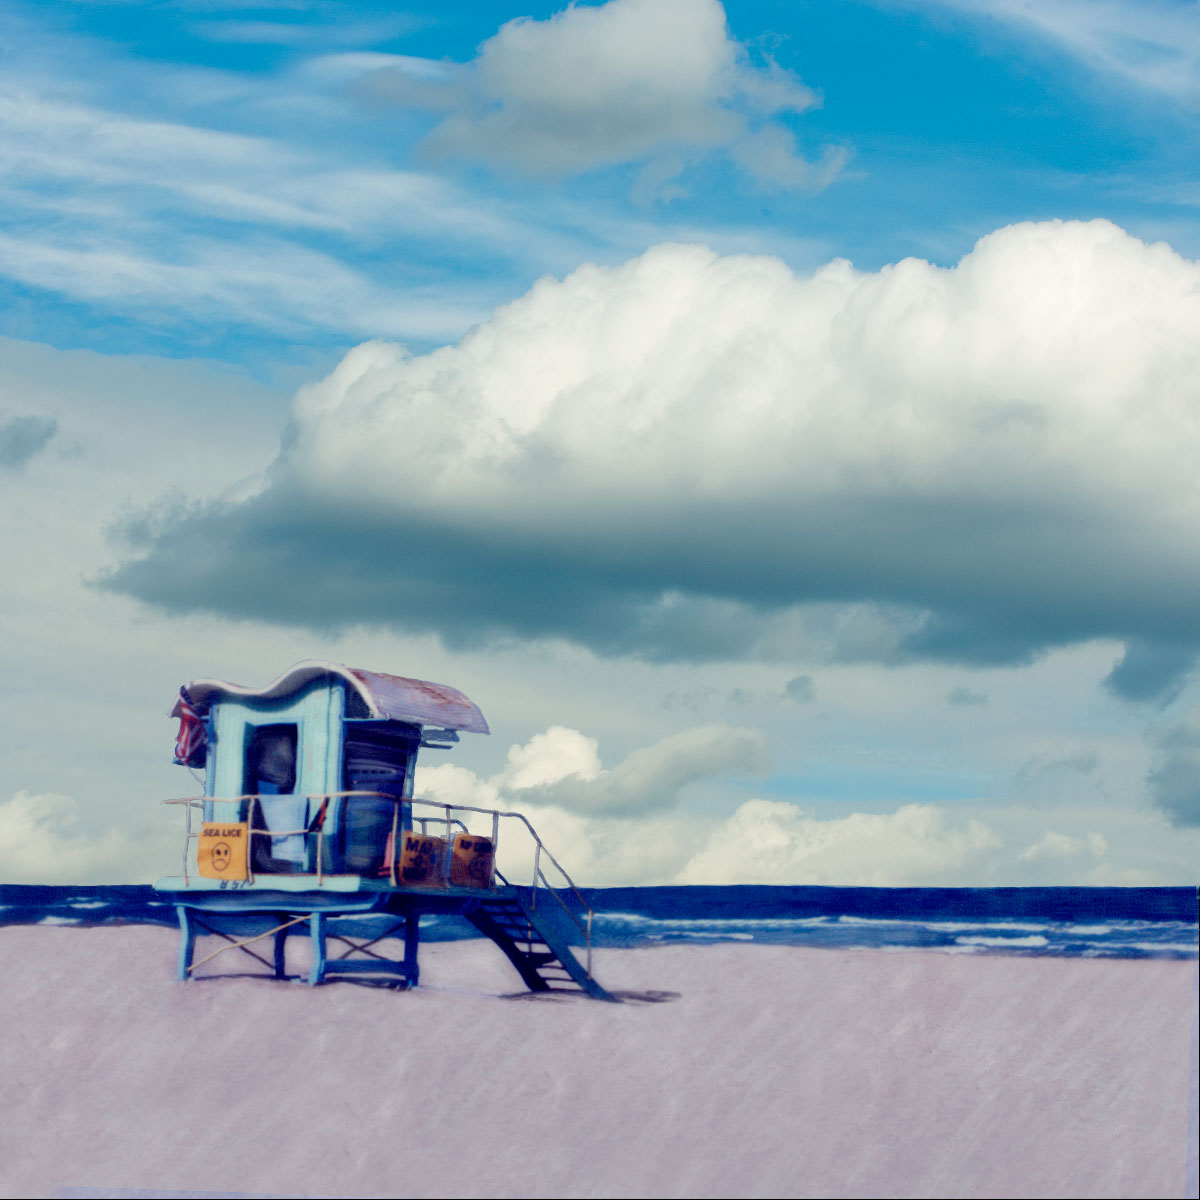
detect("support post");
top-left (176, 906), bottom-right (195, 982)
top-left (490, 811), bottom-right (499, 888)
top-left (404, 909), bottom-right (420, 988)
top-left (308, 912), bottom-right (326, 986)
top-left (273, 921), bottom-right (289, 979)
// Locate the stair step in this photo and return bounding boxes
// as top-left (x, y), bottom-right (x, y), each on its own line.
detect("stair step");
top-left (468, 899), bottom-right (613, 1002)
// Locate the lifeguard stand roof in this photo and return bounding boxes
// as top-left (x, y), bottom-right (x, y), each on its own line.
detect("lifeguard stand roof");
top-left (171, 660), bottom-right (489, 734)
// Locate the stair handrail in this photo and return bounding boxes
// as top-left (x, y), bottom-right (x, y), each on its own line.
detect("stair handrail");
top-left (401, 797), bottom-right (595, 977)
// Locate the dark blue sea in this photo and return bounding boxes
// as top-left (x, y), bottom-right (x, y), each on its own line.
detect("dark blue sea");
top-left (1, 884), bottom-right (1196, 959)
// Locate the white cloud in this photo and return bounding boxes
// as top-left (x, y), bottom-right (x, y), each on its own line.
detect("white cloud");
top-left (358, 0), bottom-right (840, 190)
top-left (0, 20), bottom-right (837, 342)
top-left (931, 0), bottom-right (1200, 104)
top-left (7, 336), bottom-right (1196, 890)
top-left (495, 725), bottom-right (603, 790)
top-left (422, 721), bottom-right (765, 818)
top-left (0, 87), bottom-right (582, 341)
top-left (677, 800), bottom-right (1002, 886)
top-left (422, 734), bottom-right (1003, 888)
top-left (191, 17), bottom-right (421, 49)
top-left (0, 230), bottom-right (460, 342)
top-left (1019, 830), bottom-right (1107, 863)
top-left (418, 723), bottom-right (765, 884)
top-left (0, 791), bottom-right (152, 884)
top-left (114, 218), bottom-right (1200, 692)
top-left (264, 219), bottom-right (1200, 527)
top-left (417, 725), bottom-right (999, 886)
top-left (525, 725), bottom-right (768, 815)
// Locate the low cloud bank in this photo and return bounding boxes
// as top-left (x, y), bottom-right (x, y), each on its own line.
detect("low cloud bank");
top-left (0, 726), bottom-right (1157, 885)
top-left (417, 725), bottom-right (1002, 887)
top-left (677, 800), bottom-right (1001, 886)
top-left (0, 791), bottom-right (146, 884)
top-left (106, 219), bottom-right (1200, 699)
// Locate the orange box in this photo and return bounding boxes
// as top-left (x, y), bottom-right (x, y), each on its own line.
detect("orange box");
top-left (450, 834), bottom-right (495, 889)
top-left (398, 833), bottom-right (446, 887)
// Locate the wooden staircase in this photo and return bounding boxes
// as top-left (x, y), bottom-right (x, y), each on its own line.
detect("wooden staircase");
top-left (469, 890), bottom-right (617, 1001)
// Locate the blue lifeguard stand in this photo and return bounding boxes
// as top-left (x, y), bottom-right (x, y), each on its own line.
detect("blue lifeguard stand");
top-left (155, 661), bottom-right (613, 1000)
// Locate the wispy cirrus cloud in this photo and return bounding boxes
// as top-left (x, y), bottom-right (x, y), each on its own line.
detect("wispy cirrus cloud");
top-left (191, 15), bottom-right (427, 49)
top-left (0, 83), bottom-right (587, 343)
top-left (925, 0), bottom-right (1200, 104)
top-left (0, 64), bottom-right (830, 348)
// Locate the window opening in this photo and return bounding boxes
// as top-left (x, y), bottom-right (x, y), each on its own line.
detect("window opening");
top-left (244, 723), bottom-right (298, 796)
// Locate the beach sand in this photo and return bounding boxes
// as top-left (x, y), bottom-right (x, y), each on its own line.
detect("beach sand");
top-left (0, 925), bottom-right (1195, 1199)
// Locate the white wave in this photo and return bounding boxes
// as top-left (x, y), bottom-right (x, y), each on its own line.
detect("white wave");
top-left (876, 944), bottom-right (979, 954)
top-left (835, 916), bottom-right (1048, 933)
top-left (38, 916), bottom-right (79, 925)
top-left (955, 935), bottom-right (1050, 948)
top-left (834, 915), bottom-right (919, 928)
top-left (927, 920), bottom-right (1049, 933)
top-left (597, 912), bottom-right (831, 929)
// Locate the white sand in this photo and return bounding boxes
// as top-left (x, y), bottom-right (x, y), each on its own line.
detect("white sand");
top-left (0, 925), bottom-right (1195, 1200)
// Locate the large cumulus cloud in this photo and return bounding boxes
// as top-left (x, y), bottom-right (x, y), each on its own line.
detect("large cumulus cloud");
top-left (106, 219), bottom-right (1200, 696)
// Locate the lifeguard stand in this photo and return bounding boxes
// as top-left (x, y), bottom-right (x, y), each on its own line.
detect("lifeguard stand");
top-left (155, 661), bottom-right (613, 1000)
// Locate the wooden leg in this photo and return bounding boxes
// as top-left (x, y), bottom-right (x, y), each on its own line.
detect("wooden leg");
top-left (273, 918), bottom-right (289, 979)
top-left (308, 912), bottom-right (325, 986)
top-left (404, 910), bottom-right (420, 988)
top-left (176, 906), bottom-right (195, 982)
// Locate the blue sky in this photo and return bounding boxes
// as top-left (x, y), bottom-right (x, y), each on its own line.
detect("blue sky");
top-left (2, 0), bottom-right (1200, 886)
top-left (4, 0), bottom-right (1197, 368)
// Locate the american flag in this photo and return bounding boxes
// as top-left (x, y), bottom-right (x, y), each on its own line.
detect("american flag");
top-left (173, 686), bottom-right (207, 767)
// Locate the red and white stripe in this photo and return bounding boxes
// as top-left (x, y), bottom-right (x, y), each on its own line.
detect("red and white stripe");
top-left (173, 687), bottom-right (206, 766)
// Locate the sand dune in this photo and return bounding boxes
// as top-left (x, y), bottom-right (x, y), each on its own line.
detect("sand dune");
top-left (0, 925), bottom-right (1195, 1199)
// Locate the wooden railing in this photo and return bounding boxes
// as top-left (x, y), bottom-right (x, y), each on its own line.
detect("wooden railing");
top-left (163, 791), bottom-right (596, 978)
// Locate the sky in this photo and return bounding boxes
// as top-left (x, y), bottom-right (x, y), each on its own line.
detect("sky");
top-left (2, 0), bottom-right (1200, 888)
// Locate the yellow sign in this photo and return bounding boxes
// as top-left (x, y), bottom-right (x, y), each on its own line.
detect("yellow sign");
top-left (198, 822), bottom-right (250, 881)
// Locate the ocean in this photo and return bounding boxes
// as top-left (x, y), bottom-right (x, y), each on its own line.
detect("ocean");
top-left (2, 883), bottom-right (1196, 959)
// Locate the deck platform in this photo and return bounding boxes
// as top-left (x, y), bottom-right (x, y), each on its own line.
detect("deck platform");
top-left (157, 877), bottom-right (616, 1000)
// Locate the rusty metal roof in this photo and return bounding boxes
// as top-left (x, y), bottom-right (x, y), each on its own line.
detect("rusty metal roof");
top-left (172, 660), bottom-right (489, 734)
